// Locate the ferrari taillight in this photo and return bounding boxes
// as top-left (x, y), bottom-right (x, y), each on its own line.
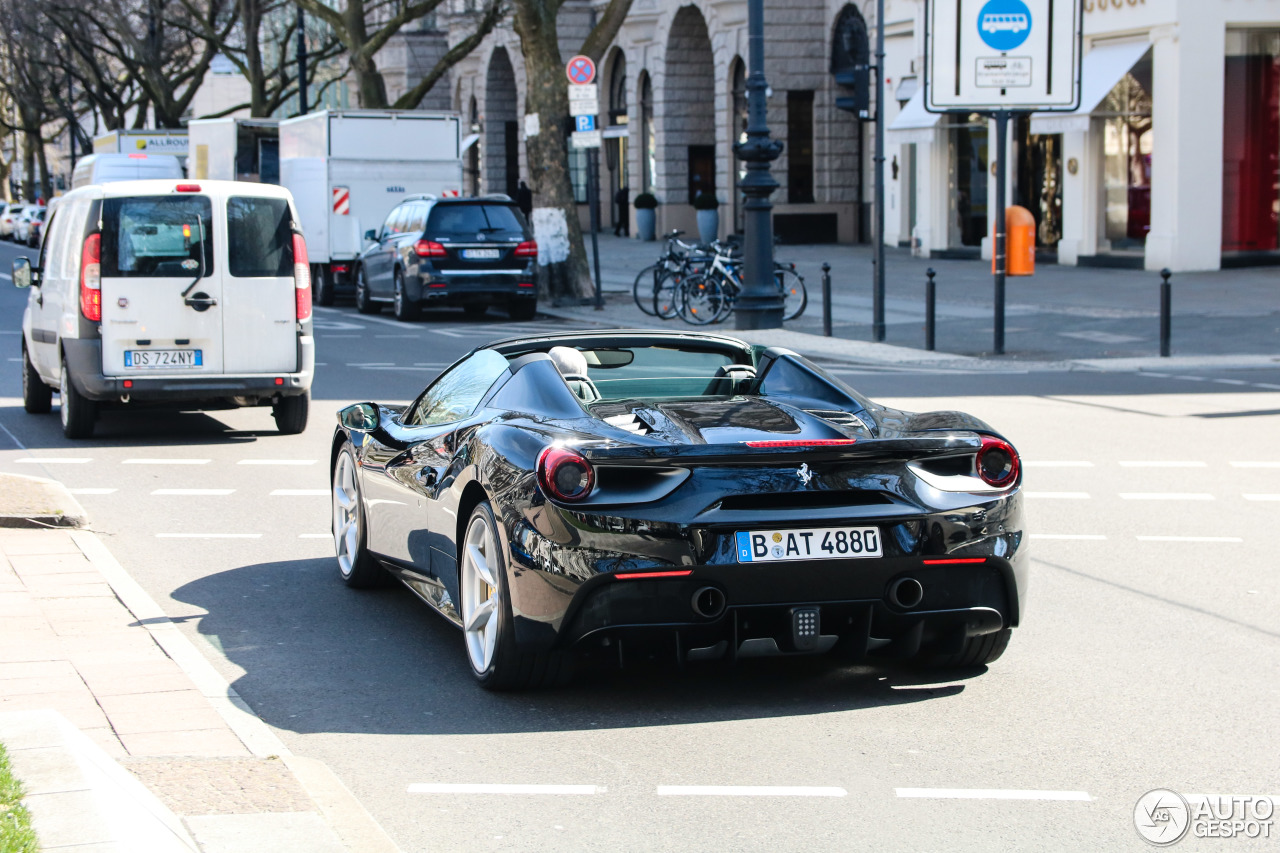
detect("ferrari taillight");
top-left (80, 233), bottom-right (101, 321)
top-left (537, 446), bottom-right (594, 502)
top-left (743, 439), bottom-right (857, 448)
top-left (976, 435), bottom-right (1019, 488)
top-left (292, 233), bottom-right (311, 320)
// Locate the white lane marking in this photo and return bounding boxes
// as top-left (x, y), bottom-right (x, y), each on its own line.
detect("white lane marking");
top-left (271, 489), bottom-right (328, 496)
top-left (1024, 492), bottom-right (1091, 499)
top-left (299, 533), bottom-right (330, 539)
top-left (1029, 534), bottom-right (1107, 541)
top-left (1230, 461), bottom-right (1280, 468)
top-left (345, 362), bottom-right (395, 367)
top-left (413, 363), bottom-right (449, 367)
top-left (123, 458), bottom-right (211, 465)
top-left (1173, 375), bottom-right (1206, 382)
top-left (408, 784), bottom-right (602, 795)
top-left (14, 457), bottom-right (92, 464)
top-left (430, 328), bottom-right (466, 338)
top-left (896, 788), bottom-right (1091, 802)
top-left (238, 459), bottom-right (318, 466)
top-left (1022, 461), bottom-right (1094, 468)
top-left (156, 533), bottom-right (263, 539)
top-left (657, 786), bottom-right (847, 798)
top-left (1137, 536), bottom-right (1243, 543)
top-left (151, 488), bottom-right (235, 496)
top-left (353, 366), bottom-right (437, 372)
top-left (0, 273), bottom-right (11, 280)
top-left (1244, 494), bottom-right (1280, 502)
top-left (1119, 493), bottom-right (1214, 501)
top-left (1212, 378), bottom-right (1249, 386)
top-left (6, 358), bottom-right (19, 362)
top-left (1255, 383), bottom-right (1280, 390)
top-left (67, 488), bottom-right (118, 495)
top-left (1118, 461), bottom-right (1207, 468)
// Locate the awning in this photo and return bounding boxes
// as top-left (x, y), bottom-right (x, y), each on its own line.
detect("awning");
top-left (1030, 40), bottom-right (1151, 134)
top-left (886, 91), bottom-right (941, 144)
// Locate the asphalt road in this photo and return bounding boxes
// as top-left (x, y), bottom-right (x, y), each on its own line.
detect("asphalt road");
top-left (1, 237), bottom-right (1277, 851)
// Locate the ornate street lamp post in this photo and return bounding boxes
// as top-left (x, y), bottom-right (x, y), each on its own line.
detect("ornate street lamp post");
top-left (732, 0), bottom-right (783, 330)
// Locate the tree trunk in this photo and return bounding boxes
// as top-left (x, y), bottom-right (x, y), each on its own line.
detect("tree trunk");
top-left (513, 2), bottom-right (594, 302)
top-left (21, 133), bottom-right (35, 202)
top-left (35, 139), bottom-right (52, 204)
top-left (343, 0), bottom-right (388, 109)
top-left (242, 0), bottom-right (268, 117)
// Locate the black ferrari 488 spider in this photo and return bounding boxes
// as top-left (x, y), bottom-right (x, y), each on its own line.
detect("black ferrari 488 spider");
top-left (330, 330), bottom-right (1026, 689)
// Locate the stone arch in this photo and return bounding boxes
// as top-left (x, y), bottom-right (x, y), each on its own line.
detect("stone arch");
top-left (484, 47), bottom-right (519, 197)
top-left (637, 69), bottom-right (655, 194)
top-left (662, 6), bottom-right (717, 206)
top-left (605, 48), bottom-right (630, 229)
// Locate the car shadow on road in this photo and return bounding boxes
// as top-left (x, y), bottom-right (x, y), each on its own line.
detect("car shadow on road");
top-left (172, 558), bottom-right (975, 737)
top-left (0, 404), bottom-right (283, 450)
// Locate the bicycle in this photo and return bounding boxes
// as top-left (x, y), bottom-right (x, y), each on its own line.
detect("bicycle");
top-left (674, 241), bottom-right (807, 325)
top-left (632, 230), bottom-right (707, 317)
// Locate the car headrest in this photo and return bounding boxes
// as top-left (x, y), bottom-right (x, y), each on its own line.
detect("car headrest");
top-left (548, 346), bottom-right (588, 377)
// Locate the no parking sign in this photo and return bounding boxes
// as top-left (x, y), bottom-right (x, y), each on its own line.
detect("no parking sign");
top-left (565, 55), bottom-right (595, 85)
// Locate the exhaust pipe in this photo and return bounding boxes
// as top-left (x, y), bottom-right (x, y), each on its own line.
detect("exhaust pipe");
top-left (888, 577), bottom-right (924, 610)
top-left (691, 586), bottom-right (727, 619)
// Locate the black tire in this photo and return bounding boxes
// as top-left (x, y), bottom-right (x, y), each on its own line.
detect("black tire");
top-left (777, 267), bottom-right (808, 321)
top-left (461, 501), bottom-right (573, 690)
top-left (22, 345), bottom-right (52, 414)
top-left (392, 272), bottom-right (420, 322)
top-left (632, 263), bottom-right (665, 316)
top-left (464, 304), bottom-right (488, 319)
top-left (332, 443), bottom-right (384, 588)
top-left (354, 266), bottom-right (378, 314)
top-left (923, 629), bottom-right (1011, 668)
top-left (58, 361), bottom-right (96, 439)
top-left (314, 264), bottom-right (335, 307)
top-left (273, 391), bottom-right (309, 435)
top-left (677, 274), bottom-right (724, 326)
top-left (506, 302), bottom-right (537, 322)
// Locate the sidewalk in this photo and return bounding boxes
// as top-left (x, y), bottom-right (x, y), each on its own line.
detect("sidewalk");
top-left (0, 521), bottom-right (400, 852)
top-left (579, 234), bottom-right (1280, 364)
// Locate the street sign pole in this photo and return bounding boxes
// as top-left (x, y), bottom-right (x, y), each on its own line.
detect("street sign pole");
top-left (872, 0), bottom-right (885, 342)
top-left (565, 56), bottom-right (604, 308)
top-left (588, 148), bottom-right (603, 310)
top-left (993, 109), bottom-right (1008, 355)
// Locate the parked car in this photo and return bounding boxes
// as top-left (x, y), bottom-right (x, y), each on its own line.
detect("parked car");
top-left (14, 206), bottom-right (43, 244)
top-left (330, 330), bottom-right (1026, 689)
top-left (354, 194), bottom-right (537, 322)
top-left (0, 204), bottom-right (29, 240)
top-left (70, 153), bottom-right (184, 189)
top-left (11, 179), bottom-right (314, 439)
top-left (25, 208), bottom-right (46, 247)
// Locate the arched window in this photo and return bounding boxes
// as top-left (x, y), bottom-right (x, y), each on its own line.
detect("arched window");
top-left (638, 71), bottom-right (655, 194)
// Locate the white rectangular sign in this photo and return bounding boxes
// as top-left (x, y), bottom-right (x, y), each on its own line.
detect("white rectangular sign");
top-left (569, 100), bottom-right (596, 117)
top-left (568, 84), bottom-right (598, 102)
top-left (570, 130), bottom-right (602, 149)
top-left (926, 0), bottom-right (1081, 111)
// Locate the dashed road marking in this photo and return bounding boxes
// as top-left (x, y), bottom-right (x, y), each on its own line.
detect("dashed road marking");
top-left (271, 489), bottom-right (328, 496)
top-left (1243, 494), bottom-right (1280, 501)
top-left (237, 459), bottom-right (318, 466)
top-left (657, 786), bottom-right (847, 798)
top-left (345, 362), bottom-right (395, 367)
top-left (1136, 535), bottom-right (1243, 543)
top-left (151, 489), bottom-right (235, 496)
top-left (67, 488), bottom-right (117, 495)
top-left (895, 788), bottom-right (1091, 801)
top-left (123, 458), bottom-right (211, 465)
top-left (1255, 383), bottom-right (1280, 390)
top-left (1120, 492), bottom-right (1214, 501)
top-left (1212, 378), bottom-right (1249, 385)
top-left (14, 458), bottom-right (92, 464)
top-left (1118, 461), bottom-right (1207, 468)
top-left (156, 533), bottom-right (263, 539)
top-left (1024, 492), bottom-right (1091, 499)
top-left (1023, 461), bottom-right (1094, 468)
top-left (1029, 534), bottom-right (1107, 541)
top-left (408, 784), bottom-right (602, 795)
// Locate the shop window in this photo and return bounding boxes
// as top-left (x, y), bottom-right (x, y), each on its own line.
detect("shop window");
top-left (639, 72), bottom-right (655, 194)
top-left (1098, 50), bottom-right (1153, 250)
top-left (731, 59), bottom-right (747, 232)
top-left (787, 91), bottom-right (815, 203)
top-left (947, 114), bottom-right (988, 247)
top-left (688, 145), bottom-right (715, 204)
top-left (1223, 30), bottom-right (1280, 253)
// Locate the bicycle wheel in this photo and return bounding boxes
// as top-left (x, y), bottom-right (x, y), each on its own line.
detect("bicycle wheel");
top-left (654, 270), bottom-right (683, 320)
top-left (632, 263), bottom-right (666, 316)
top-left (677, 274), bottom-right (726, 325)
top-left (776, 267), bottom-right (808, 321)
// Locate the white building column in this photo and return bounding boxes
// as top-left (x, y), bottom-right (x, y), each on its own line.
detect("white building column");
top-left (1145, 21), bottom-right (1225, 271)
top-left (1057, 129), bottom-right (1096, 265)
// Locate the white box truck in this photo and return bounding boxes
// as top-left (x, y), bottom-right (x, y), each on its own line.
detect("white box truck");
top-left (188, 118), bottom-right (280, 184)
top-left (279, 110), bottom-right (463, 305)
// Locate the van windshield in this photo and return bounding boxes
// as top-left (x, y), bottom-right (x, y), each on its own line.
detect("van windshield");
top-left (101, 196), bottom-right (214, 277)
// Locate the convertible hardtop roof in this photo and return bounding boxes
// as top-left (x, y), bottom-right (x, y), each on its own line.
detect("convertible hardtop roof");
top-left (485, 330), bottom-right (755, 357)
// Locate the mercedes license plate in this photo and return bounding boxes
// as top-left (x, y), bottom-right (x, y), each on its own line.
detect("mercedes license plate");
top-left (735, 527), bottom-right (882, 562)
top-left (461, 248), bottom-right (501, 260)
top-left (124, 349), bottom-right (202, 369)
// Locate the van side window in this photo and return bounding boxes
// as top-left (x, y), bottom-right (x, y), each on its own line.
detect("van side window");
top-left (100, 196), bottom-right (214, 278)
top-left (228, 197), bottom-right (293, 277)
top-left (38, 211), bottom-right (60, 273)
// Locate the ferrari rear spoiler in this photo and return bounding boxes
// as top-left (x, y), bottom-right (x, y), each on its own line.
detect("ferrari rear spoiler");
top-left (578, 434), bottom-right (981, 467)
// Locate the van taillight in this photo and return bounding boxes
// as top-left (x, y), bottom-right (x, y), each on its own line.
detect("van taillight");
top-left (80, 233), bottom-right (101, 321)
top-left (514, 241), bottom-right (538, 258)
top-left (292, 233), bottom-right (311, 320)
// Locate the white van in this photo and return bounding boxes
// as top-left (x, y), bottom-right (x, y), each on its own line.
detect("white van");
top-left (71, 153), bottom-right (184, 189)
top-left (12, 179), bottom-right (314, 439)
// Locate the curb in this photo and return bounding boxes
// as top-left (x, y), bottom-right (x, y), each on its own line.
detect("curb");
top-left (0, 472), bottom-right (88, 529)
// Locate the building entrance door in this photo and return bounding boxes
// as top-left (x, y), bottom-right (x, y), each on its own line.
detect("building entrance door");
top-left (1014, 117), bottom-right (1063, 250)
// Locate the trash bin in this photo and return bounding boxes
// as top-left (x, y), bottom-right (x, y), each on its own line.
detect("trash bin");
top-left (992, 205), bottom-right (1035, 276)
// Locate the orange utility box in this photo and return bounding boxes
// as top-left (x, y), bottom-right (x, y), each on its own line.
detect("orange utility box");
top-left (992, 205), bottom-right (1036, 275)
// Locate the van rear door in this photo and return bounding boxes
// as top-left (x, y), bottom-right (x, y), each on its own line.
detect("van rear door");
top-left (222, 195), bottom-right (297, 374)
top-left (98, 194), bottom-right (224, 377)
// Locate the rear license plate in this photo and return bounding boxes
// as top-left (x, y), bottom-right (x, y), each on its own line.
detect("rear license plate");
top-left (461, 248), bottom-right (501, 260)
top-left (735, 527), bottom-right (882, 562)
top-left (124, 349), bottom-right (202, 369)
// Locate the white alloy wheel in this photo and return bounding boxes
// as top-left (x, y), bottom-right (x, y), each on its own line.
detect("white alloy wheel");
top-left (332, 450), bottom-right (361, 578)
top-left (461, 512), bottom-right (501, 674)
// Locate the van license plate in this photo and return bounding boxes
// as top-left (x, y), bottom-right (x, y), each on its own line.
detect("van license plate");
top-left (461, 248), bottom-right (501, 260)
top-left (124, 349), bottom-right (202, 369)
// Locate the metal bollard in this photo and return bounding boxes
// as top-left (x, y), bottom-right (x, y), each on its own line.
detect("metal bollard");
top-left (821, 263), bottom-right (832, 337)
top-left (925, 268), bottom-right (936, 351)
top-left (1159, 268), bottom-right (1171, 357)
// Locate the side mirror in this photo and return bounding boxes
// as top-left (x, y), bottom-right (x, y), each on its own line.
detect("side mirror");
top-left (338, 403), bottom-right (379, 432)
top-left (364, 229), bottom-right (377, 242)
top-left (12, 257), bottom-right (32, 289)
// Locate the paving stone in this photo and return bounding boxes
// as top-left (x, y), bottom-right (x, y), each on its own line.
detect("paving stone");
top-left (28, 582), bottom-right (117, 599)
top-left (98, 689), bottom-right (211, 717)
top-left (0, 693), bottom-right (109, 729)
top-left (119, 728), bottom-right (251, 758)
top-left (107, 706), bottom-right (230, 736)
top-left (21, 789), bottom-right (114, 848)
top-left (7, 744), bottom-right (90, 795)
top-left (0, 660), bottom-right (78, 680)
top-left (124, 757), bottom-right (315, 816)
top-left (6, 553), bottom-right (94, 574)
top-left (0, 673), bottom-right (88, 696)
top-left (78, 669), bottom-right (195, 698)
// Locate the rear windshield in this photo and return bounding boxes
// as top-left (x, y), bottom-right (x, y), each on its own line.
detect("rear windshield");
top-left (228, 196), bottom-right (293, 277)
top-left (426, 204), bottom-right (525, 240)
top-left (576, 346), bottom-right (738, 399)
top-left (101, 196), bottom-right (214, 277)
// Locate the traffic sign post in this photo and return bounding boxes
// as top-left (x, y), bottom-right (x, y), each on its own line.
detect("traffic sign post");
top-left (924, 0), bottom-right (1081, 354)
top-left (566, 56), bottom-right (603, 310)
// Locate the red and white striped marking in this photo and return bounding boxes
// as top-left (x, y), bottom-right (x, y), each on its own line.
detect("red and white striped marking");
top-left (441, 189), bottom-right (460, 198)
top-left (332, 186), bottom-right (350, 215)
